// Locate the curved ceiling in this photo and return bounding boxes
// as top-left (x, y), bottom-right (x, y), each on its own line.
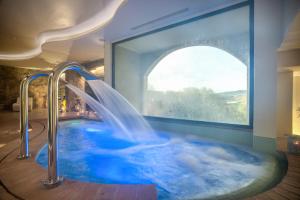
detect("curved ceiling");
top-left (0, 0), bottom-right (125, 60)
top-left (0, 0), bottom-right (245, 69)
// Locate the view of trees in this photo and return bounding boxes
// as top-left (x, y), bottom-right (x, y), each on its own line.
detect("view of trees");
top-left (144, 87), bottom-right (248, 125)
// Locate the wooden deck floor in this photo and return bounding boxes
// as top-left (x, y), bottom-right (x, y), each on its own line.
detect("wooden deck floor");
top-left (245, 154), bottom-right (300, 200)
top-left (0, 114), bottom-right (300, 199)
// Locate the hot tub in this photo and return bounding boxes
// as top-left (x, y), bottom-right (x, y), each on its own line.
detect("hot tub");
top-left (36, 120), bottom-right (286, 200)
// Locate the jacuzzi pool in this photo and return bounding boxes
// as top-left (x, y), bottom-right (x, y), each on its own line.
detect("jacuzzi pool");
top-left (36, 120), bottom-right (285, 200)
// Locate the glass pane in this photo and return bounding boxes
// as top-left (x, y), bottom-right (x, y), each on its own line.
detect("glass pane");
top-left (114, 5), bottom-right (250, 125)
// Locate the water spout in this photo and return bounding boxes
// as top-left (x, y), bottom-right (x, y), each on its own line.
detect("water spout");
top-left (42, 62), bottom-right (98, 188)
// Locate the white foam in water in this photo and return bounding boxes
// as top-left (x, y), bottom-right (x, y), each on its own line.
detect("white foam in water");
top-left (91, 139), bottom-right (268, 200)
top-left (63, 81), bottom-right (275, 200)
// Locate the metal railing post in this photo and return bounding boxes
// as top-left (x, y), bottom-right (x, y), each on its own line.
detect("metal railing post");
top-left (17, 73), bottom-right (49, 160)
top-left (42, 62), bottom-right (98, 188)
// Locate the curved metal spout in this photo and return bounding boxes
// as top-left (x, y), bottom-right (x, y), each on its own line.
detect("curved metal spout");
top-left (43, 61), bottom-right (99, 188)
top-left (17, 73), bottom-right (49, 160)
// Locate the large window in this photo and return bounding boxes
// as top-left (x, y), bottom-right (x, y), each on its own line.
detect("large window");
top-left (145, 46), bottom-right (248, 124)
top-left (113, 2), bottom-right (252, 126)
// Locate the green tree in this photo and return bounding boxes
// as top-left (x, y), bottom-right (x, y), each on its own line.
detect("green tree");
top-left (144, 87), bottom-right (247, 124)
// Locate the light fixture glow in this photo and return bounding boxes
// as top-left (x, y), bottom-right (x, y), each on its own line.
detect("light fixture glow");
top-left (90, 65), bottom-right (104, 76)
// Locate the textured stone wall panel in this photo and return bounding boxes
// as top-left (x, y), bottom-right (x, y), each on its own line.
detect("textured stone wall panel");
top-left (0, 66), bottom-right (48, 110)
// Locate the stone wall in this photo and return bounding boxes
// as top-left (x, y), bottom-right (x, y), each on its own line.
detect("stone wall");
top-left (0, 66), bottom-right (48, 110)
top-left (65, 70), bottom-right (86, 112)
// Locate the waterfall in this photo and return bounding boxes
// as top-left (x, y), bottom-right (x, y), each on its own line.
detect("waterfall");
top-left (66, 80), bottom-right (157, 142)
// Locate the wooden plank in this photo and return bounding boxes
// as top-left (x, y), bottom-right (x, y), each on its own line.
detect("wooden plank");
top-left (136, 185), bottom-right (157, 200)
top-left (281, 177), bottom-right (300, 188)
top-left (288, 166), bottom-right (300, 174)
top-left (265, 192), bottom-right (289, 200)
top-left (285, 171), bottom-right (300, 180)
top-left (253, 193), bottom-right (272, 200)
top-left (274, 187), bottom-right (300, 199)
top-left (113, 185), bottom-right (138, 200)
top-left (243, 197), bottom-right (258, 200)
top-left (0, 185), bottom-right (17, 200)
top-left (280, 183), bottom-right (300, 195)
top-left (287, 155), bottom-right (300, 168)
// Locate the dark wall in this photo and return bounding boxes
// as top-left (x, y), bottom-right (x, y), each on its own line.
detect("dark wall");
top-left (0, 66), bottom-right (48, 110)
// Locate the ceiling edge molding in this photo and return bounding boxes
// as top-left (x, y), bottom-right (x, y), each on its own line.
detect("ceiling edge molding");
top-left (0, 0), bottom-right (126, 61)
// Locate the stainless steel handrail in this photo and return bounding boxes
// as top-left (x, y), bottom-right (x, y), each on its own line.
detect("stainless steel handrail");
top-left (17, 73), bottom-right (49, 160)
top-left (42, 61), bottom-right (98, 188)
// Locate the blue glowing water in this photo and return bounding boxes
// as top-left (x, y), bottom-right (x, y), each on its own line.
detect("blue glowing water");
top-left (36, 120), bottom-right (276, 200)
